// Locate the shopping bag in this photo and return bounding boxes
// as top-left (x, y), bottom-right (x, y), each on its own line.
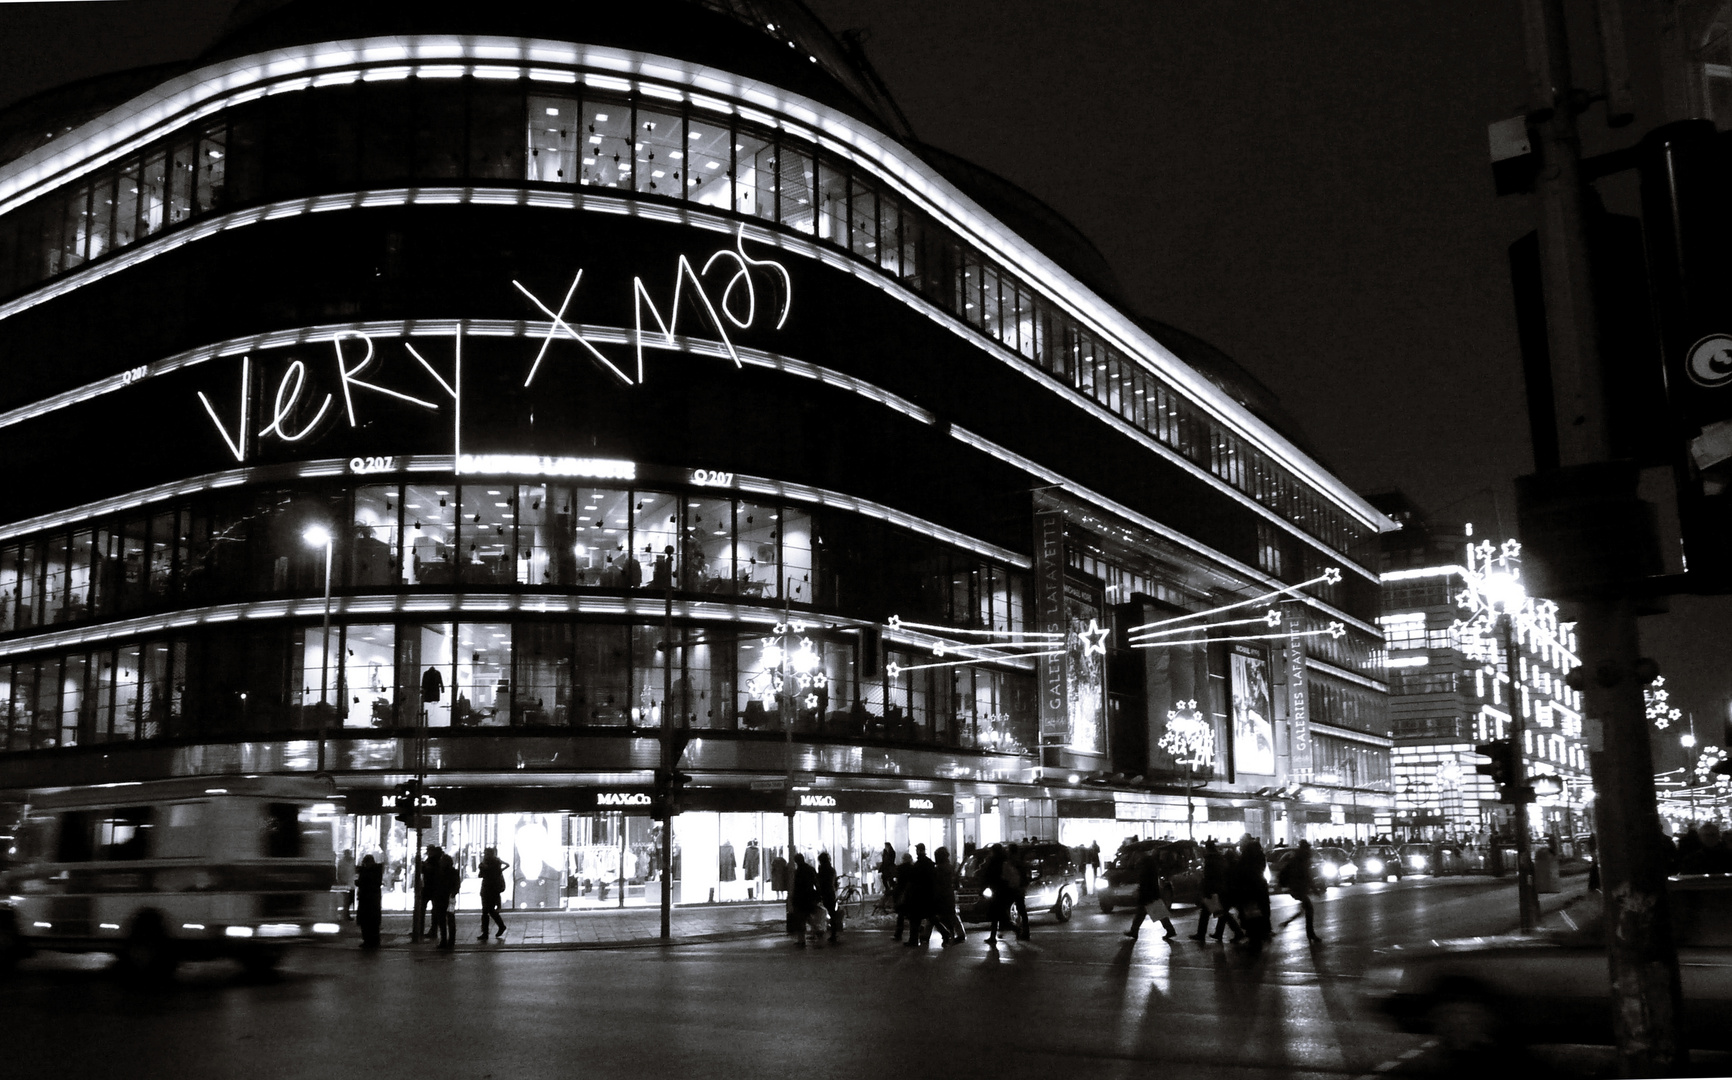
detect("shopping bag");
top-left (1141, 899), bottom-right (1170, 922)
top-left (1203, 894), bottom-right (1224, 915)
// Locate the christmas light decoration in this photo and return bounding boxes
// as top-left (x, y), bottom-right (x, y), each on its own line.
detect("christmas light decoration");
top-left (1157, 700), bottom-right (1214, 768)
top-left (1646, 677), bottom-right (1682, 731)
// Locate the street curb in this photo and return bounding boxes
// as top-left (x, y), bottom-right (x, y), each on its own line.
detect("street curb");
top-left (311, 922), bottom-right (789, 953)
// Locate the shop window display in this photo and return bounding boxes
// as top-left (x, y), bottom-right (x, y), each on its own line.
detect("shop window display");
top-left (343, 624), bottom-right (396, 728)
top-left (628, 626), bottom-right (664, 727)
top-left (778, 142), bottom-right (815, 234)
top-left (736, 501), bottom-right (779, 598)
top-left (296, 624), bottom-right (339, 726)
top-left (460, 484), bottom-right (516, 586)
top-left (681, 496), bottom-right (732, 593)
top-left (878, 191), bottom-right (903, 277)
top-left (513, 623), bottom-right (572, 725)
top-left (398, 622), bottom-right (454, 727)
top-left (350, 485), bottom-right (398, 586)
top-left (631, 491), bottom-right (679, 589)
top-left (110, 643), bottom-right (141, 741)
top-left (57, 654), bottom-right (88, 749)
top-left (455, 623), bottom-right (512, 726)
top-left (572, 624), bottom-right (629, 725)
top-left (735, 124), bottom-right (775, 220)
top-left (4, 661), bottom-right (30, 751)
top-left (581, 93), bottom-right (632, 189)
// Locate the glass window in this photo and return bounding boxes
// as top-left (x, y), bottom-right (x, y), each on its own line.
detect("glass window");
top-left (630, 625), bottom-right (665, 727)
top-left (878, 191), bottom-right (903, 276)
top-left (0, 544), bottom-right (17, 632)
top-left (58, 654), bottom-right (88, 749)
top-left (899, 204), bottom-right (922, 288)
top-left (778, 142), bottom-right (815, 234)
top-left (148, 508), bottom-right (179, 598)
top-left (139, 149), bottom-right (168, 237)
top-left (350, 484), bottom-right (399, 586)
top-left (297, 624), bottom-right (338, 725)
top-left (344, 624), bottom-right (396, 728)
top-left (456, 623), bottom-right (511, 726)
top-left (64, 529), bottom-right (95, 622)
top-left (39, 533), bottom-right (69, 625)
top-left (514, 623), bottom-right (573, 725)
top-left (527, 94), bottom-right (580, 183)
top-left (114, 159), bottom-right (141, 248)
top-left (310, 84), bottom-right (360, 191)
top-left (6, 660), bottom-right (33, 752)
top-left (403, 483), bottom-right (457, 585)
top-left (675, 629), bottom-right (723, 728)
top-left (398, 622), bottom-right (454, 727)
top-left (250, 489), bottom-right (342, 595)
top-left (735, 125), bottom-right (775, 220)
top-left (111, 642), bottom-right (141, 741)
top-left (139, 639), bottom-right (178, 739)
top-left (117, 515), bottom-right (148, 610)
top-left (737, 636), bottom-right (782, 731)
top-left (87, 176), bottom-right (116, 261)
top-left (682, 496), bottom-right (733, 593)
top-left (849, 175), bottom-right (877, 260)
top-left (572, 488), bottom-right (631, 585)
top-left (61, 184), bottom-right (90, 270)
top-left (736, 501), bottom-right (779, 598)
top-left (572, 625), bottom-right (629, 725)
top-left (815, 157), bottom-right (845, 244)
top-left (686, 111), bottom-right (730, 207)
top-left (635, 105), bottom-right (683, 197)
top-left (631, 491), bottom-right (679, 589)
top-left (981, 263), bottom-right (1003, 341)
top-left (516, 483), bottom-right (574, 585)
top-left (782, 507), bottom-right (814, 605)
top-left (413, 80), bottom-right (465, 180)
top-left (461, 483), bottom-right (516, 586)
top-left (167, 137), bottom-right (196, 225)
top-left (469, 82), bottom-right (524, 181)
top-left (98, 807), bottom-right (154, 861)
top-left (581, 92), bottom-right (632, 189)
top-left (195, 125), bottom-right (227, 213)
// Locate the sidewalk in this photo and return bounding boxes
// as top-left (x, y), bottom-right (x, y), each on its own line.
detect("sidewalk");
top-left (343, 902), bottom-right (789, 951)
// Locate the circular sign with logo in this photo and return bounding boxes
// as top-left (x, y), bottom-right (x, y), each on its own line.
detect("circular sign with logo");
top-left (1686, 334), bottom-right (1732, 388)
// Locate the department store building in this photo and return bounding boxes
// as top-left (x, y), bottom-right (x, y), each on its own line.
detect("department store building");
top-left (0, 0), bottom-right (1394, 908)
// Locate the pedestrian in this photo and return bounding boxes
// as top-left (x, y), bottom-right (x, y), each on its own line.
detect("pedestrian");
top-left (414, 847), bottom-right (436, 942)
top-left (355, 853), bottom-right (384, 948)
top-left (770, 850), bottom-right (789, 896)
top-left (1191, 839), bottom-right (1243, 942)
top-left (878, 842), bottom-right (897, 896)
top-left (1087, 840), bottom-right (1102, 894)
top-left (789, 853), bottom-right (823, 947)
top-left (1278, 840), bottom-right (1322, 943)
top-left (1004, 843), bottom-right (1029, 939)
top-left (337, 848), bottom-right (356, 919)
top-left (933, 846), bottom-right (965, 946)
top-left (893, 851), bottom-right (921, 934)
top-left (1123, 850), bottom-right (1177, 942)
top-left (437, 848), bottom-right (460, 948)
top-left (1234, 837), bottom-right (1273, 949)
top-left (1681, 822), bottom-right (1732, 874)
top-left (817, 851), bottom-right (841, 943)
top-left (905, 844), bottom-right (950, 948)
top-left (477, 846), bottom-right (510, 941)
top-left (979, 844), bottom-right (1016, 945)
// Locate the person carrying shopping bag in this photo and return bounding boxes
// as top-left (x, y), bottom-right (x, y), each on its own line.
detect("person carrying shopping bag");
top-left (1123, 852), bottom-right (1178, 942)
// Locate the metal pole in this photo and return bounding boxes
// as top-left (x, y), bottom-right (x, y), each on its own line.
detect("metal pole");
top-left (618, 810), bottom-right (627, 909)
top-left (660, 581), bottom-right (674, 940)
top-left (317, 536), bottom-right (333, 773)
top-left (1187, 759), bottom-right (1195, 841)
top-left (1516, 0), bottom-right (1687, 1066)
top-left (1504, 614), bottom-right (1539, 933)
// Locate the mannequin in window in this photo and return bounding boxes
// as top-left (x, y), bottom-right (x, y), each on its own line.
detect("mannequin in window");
top-left (719, 839), bottom-right (736, 882)
top-left (652, 545), bottom-right (675, 589)
top-left (743, 839), bottom-right (761, 881)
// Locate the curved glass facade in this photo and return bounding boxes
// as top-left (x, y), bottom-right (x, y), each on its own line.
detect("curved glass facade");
top-left (0, 69), bottom-right (1377, 567)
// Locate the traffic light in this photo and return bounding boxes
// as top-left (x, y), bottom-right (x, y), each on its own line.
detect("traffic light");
top-left (1475, 739), bottom-right (1535, 805)
top-left (393, 779), bottom-right (421, 826)
top-left (652, 768), bottom-right (692, 817)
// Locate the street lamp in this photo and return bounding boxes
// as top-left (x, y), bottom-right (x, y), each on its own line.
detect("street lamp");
top-left (1158, 700), bottom-right (1214, 841)
top-left (303, 524), bottom-right (334, 773)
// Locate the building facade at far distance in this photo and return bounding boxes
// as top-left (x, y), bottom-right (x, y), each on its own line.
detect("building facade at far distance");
top-left (1374, 494), bottom-right (1592, 845)
top-left (0, 0), bottom-right (1394, 917)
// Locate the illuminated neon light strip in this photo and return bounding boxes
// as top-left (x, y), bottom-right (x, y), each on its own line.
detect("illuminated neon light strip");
top-left (1130, 611), bottom-right (1281, 639)
top-left (888, 650), bottom-right (1066, 676)
top-left (1129, 624), bottom-right (1345, 650)
top-left (1128, 568), bottom-right (1342, 636)
top-left (0, 36), bottom-right (1388, 534)
top-left (885, 617), bottom-right (1062, 638)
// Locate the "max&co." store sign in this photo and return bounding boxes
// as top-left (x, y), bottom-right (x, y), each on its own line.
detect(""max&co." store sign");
top-left (786, 790), bottom-right (955, 816)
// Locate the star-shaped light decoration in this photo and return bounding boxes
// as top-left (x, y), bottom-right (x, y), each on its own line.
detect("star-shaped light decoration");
top-left (886, 661), bottom-right (901, 679)
top-left (1079, 618), bottom-right (1111, 658)
top-left (1322, 567), bottom-right (1343, 585)
top-left (1326, 621), bottom-right (1346, 639)
top-left (1264, 608), bottom-right (1283, 627)
top-left (886, 615), bottom-right (902, 631)
top-left (804, 693), bottom-right (819, 710)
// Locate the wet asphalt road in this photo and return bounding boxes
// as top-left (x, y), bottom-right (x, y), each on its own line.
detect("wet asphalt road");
top-left (0, 876), bottom-right (1695, 1080)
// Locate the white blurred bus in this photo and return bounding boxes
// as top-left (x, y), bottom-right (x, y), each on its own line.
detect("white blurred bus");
top-left (0, 776), bottom-right (342, 976)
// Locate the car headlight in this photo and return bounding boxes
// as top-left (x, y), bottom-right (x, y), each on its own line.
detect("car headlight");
top-left (1366, 859), bottom-right (1384, 874)
top-left (981, 887), bottom-right (993, 899)
top-left (1321, 862), bottom-right (1337, 878)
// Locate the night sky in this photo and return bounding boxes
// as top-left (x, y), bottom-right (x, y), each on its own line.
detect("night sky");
top-left (0, 0), bottom-right (1725, 761)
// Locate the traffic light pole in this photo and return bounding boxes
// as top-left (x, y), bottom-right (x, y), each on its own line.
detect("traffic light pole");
top-left (660, 581), bottom-right (674, 941)
top-left (1517, 0), bottom-right (1687, 1069)
top-left (1501, 614), bottom-right (1539, 933)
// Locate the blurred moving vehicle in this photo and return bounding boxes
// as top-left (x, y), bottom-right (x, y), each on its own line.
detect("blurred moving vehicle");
top-left (1096, 840), bottom-right (1203, 913)
top-left (0, 777), bottom-right (342, 978)
top-left (1357, 844), bottom-right (1405, 882)
top-left (957, 841), bottom-right (1084, 924)
top-left (1397, 842), bottom-right (1438, 877)
top-left (1368, 877), bottom-right (1732, 1052)
top-left (1312, 845), bottom-right (1359, 886)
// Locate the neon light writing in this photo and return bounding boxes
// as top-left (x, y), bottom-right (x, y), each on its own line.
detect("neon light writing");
top-left (349, 456), bottom-right (397, 475)
top-left (690, 468), bottom-right (734, 487)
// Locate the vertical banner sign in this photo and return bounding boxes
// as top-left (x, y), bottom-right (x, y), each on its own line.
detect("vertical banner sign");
top-left (1230, 647), bottom-right (1275, 776)
top-left (1034, 510), bottom-right (1069, 747)
top-left (1063, 576), bottom-right (1107, 754)
top-left (1286, 604), bottom-right (1311, 776)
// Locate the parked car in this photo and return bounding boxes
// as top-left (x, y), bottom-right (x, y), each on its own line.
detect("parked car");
top-left (1096, 840), bottom-right (1204, 914)
top-left (1368, 877), bottom-right (1732, 1053)
top-left (1311, 845), bottom-right (1359, 886)
top-left (1357, 844), bottom-right (1406, 882)
top-left (957, 842), bottom-right (1084, 924)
